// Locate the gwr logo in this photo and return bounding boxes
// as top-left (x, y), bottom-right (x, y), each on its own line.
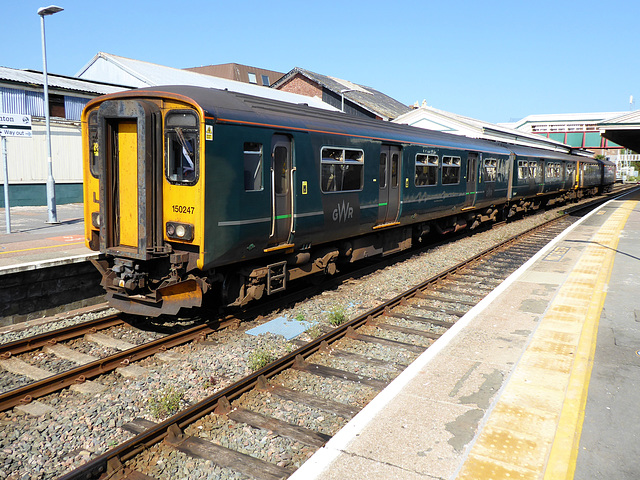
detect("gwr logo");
top-left (332, 201), bottom-right (353, 222)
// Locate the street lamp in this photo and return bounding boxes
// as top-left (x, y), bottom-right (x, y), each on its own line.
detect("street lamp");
top-left (38, 4), bottom-right (63, 224)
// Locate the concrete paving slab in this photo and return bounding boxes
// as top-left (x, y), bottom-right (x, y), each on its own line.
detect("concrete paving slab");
top-left (245, 315), bottom-right (313, 340)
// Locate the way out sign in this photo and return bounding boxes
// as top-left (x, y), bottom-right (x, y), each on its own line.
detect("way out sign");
top-left (0, 113), bottom-right (32, 137)
top-left (1, 112), bottom-right (31, 233)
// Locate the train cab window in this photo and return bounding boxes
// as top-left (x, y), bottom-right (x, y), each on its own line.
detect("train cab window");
top-left (518, 160), bottom-right (530, 179)
top-left (415, 154), bottom-right (438, 186)
top-left (88, 111), bottom-right (100, 178)
top-left (442, 156), bottom-right (461, 185)
top-left (321, 147), bottom-right (364, 192)
top-left (165, 111), bottom-right (199, 185)
top-left (243, 142), bottom-right (263, 191)
top-left (483, 158), bottom-right (497, 182)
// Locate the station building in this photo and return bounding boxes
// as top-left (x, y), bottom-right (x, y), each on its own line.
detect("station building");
top-left (0, 67), bottom-right (125, 207)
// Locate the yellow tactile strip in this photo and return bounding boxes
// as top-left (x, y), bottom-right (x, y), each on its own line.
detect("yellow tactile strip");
top-left (456, 201), bottom-right (635, 480)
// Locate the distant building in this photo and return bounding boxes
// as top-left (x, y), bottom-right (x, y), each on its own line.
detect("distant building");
top-left (184, 63), bottom-right (284, 88)
top-left (76, 53), bottom-right (335, 111)
top-left (0, 66), bottom-right (125, 207)
top-left (501, 112), bottom-right (628, 157)
top-left (272, 67), bottom-right (410, 121)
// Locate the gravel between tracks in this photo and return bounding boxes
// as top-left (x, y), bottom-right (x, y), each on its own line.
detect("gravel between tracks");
top-left (0, 206), bottom-right (574, 479)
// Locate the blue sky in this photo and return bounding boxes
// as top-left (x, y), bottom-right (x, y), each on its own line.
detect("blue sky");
top-left (2, 0), bottom-right (638, 123)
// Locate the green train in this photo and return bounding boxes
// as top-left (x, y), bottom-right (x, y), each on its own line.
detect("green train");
top-left (82, 86), bottom-right (615, 316)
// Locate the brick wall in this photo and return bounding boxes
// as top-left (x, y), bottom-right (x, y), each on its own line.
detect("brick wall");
top-left (276, 74), bottom-right (323, 98)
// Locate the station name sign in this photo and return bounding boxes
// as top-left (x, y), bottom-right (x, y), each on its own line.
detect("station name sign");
top-left (0, 113), bottom-right (32, 137)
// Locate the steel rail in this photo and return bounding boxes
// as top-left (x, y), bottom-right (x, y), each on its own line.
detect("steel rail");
top-left (0, 321), bottom-right (230, 412)
top-left (0, 314), bottom-right (124, 359)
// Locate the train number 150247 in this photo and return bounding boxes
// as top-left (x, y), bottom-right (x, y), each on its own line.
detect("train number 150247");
top-left (172, 205), bottom-right (195, 214)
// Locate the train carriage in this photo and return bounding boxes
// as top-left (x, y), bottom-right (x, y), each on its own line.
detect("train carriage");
top-left (82, 86), bottom-right (614, 317)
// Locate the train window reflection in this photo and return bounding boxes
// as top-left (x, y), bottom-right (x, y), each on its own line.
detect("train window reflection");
top-left (244, 142), bottom-right (263, 191)
top-left (442, 156), bottom-right (461, 185)
top-left (415, 154), bottom-right (438, 186)
top-left (321, 147), bottom-right (364, 193)
top-left (274, 146), bottom-right (288, 195)
top-left (165, 111), bottom-right (199, 185)
top-left (484, 158), bottom-right (497, 182)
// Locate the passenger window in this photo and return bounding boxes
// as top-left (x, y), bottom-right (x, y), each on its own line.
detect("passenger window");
top-left (243, 142), bottom-right (263, 191)
top-left (483, 158), bottom-right (497, 182)
top-left (321, 147), bottom-right (364, 192)
top-left (442, 156), bottom-right (461, 185)
top-left (274, 146), bottom-right (288, 194)
top-left (88, 111), bottom-right (100, 178)
top-left (518, 160), bottom-right (530, 180)
top-left (165, 111), bottom-right (199, 185)
top-left (415, 154), bottom-right (438, 186)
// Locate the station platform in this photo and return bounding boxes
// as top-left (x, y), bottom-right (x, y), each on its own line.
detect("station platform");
top-left (0, 203), bottom-right (95, 272)
top-left (291, 188), bottom-right (640, 480)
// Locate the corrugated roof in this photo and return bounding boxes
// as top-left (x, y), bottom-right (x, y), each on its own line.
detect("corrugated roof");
top-left (0, 66), bottom-right (126, 95)
top-left (393, 104), bottom-right (573, 153)
top-left (76, 53), bottom-right (336, 111)
top-left (272, 67), bottom-right (411, 120)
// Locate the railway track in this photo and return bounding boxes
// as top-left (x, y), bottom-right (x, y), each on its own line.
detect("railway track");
top-left (0, 186), bottom-right (633, 479)
top-left (56, 197), bottom-right (600, 480)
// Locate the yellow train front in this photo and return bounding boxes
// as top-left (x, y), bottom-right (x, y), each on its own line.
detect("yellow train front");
top-left (82, 89), bottom-right (207, 316)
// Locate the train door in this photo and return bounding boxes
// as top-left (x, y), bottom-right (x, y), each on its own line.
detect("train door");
top-left (377, 145), bottom-right (401, 226)
top-left (464, 152), bottom-right (478, 207)
top-left (98, 100), bottom-right (162, 259)
top-left (268, 134), bottom-right (294, 248)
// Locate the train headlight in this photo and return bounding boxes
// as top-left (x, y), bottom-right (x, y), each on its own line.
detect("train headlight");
top-left (166, 222), bottom-right (194, 242)
top-left (91, 212), bottom-right (101, 228)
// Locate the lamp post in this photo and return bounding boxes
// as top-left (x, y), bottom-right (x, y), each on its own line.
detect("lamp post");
top-left (341, 89), bottom-right (354, 113)
top-left (38, 5), bottom-right (63, 224)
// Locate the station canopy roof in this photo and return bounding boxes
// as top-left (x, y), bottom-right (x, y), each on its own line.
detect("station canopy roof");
top-left (598, 110), bottom-right (640, 152)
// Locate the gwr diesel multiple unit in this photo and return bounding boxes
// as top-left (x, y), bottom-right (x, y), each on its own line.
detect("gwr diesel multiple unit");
top-left (82, 86), bottom-right (615, 316)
